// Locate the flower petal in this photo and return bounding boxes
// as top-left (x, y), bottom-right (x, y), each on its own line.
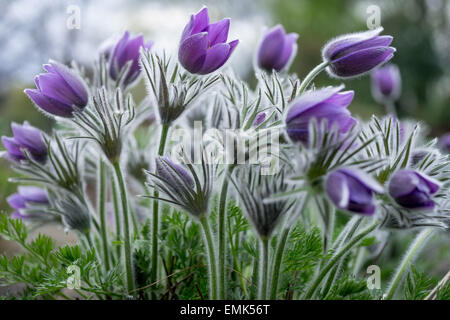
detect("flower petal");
top-left (199, 43), bottom-right (230, 74)
top-left (24, 89), bottom-right (74, 117)
top-left (207, 18), bottom-right (230, 46)
top-left (178, 32), bottom-right (208, 73)
top-left (326, 171), bottom-right (350, 209)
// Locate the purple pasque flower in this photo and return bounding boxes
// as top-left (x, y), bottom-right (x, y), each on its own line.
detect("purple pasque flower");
top-left (388, 170), bottom-right (440, 210)
top-left (371, 64), bottom-right (401, 103)
top-left (285, 85), bottom-right (356, 144)
top-left (322, 27), bottom-right (395, 78)
top-left (155, 156), bottom-right (195, 189)
top-left (25, 61), bottom-right (89, 117)
top-left (326, 167), bottom-right (384, 215)
top-left (178, 6), bottom-right (239, 75)
top-left (439, 133), bottom-right (450, 152)
top-left (252, 112), bottom-right (267, 127)
top-left (7, 186), bottom-right (49, 220)
top-left (109, 31), bottom-right (153, 85)
top-left (1, 122), bottom-right (47, 163)
top-left (257, 25), bottom-right (298, 72)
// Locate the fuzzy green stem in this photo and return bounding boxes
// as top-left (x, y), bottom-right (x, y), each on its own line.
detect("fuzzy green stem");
top-left (200, 216), bottom-right (218, 300)
top-left (250, 240), bottom-right (260, 299)
top-left (111, 171), bottom-right (122, 261)
top-left (298, 61), bottom-right (329, 95)
top-left (385, 227), bottom-right (435, 300)
top-left (98, 159), bottom-right (110, 271)
top-left (258, 238), bottom-right (269, 300)
top-left (304, 219), bottom-right (380, 299)
top-left (150, 123), bottom-right (170, 287)
top-left (269, 228), bottom-right (289, 300)
top-left (112, 160), bottom-right (135, 295)
top-left (218, 164), bottom-right (234, 299)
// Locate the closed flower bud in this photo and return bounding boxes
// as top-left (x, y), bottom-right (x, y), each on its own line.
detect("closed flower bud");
top-left (285, 85), bottom-right (356, 144)
top-left (25, 61), bottom-right (89, 117)
top-left (257, 25), bottom-right (298, 72)
top-left (179, 7), bottom-right (239, 75)
top-left (252, 112), bottom-right (267, 127)
top-left (371, 64), bottom-right (401, 103)
top-left (439, 133), bottom-right (450, 152)
top-left (7, 186), bottom-right (49, 220)
top-left (388, 170), bottom-right (440, 210)
top-left (322, 27), bottom-right (395, 78)
top-left (1, 122), bottom-right (47, 163)
top-left (326, 168), bottom-right (384, 215)
top-left (109, 31), bottom-right (153, 86)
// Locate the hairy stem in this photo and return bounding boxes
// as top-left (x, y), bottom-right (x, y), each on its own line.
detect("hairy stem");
top-left (298, 61), bottom-right (329, 95)
top-left (258, 238), bottom-right (269, 300)
top-left (98, 159), bottom-right (110, 271)
top-left (385, 227), bottom-right (435, 300)
top-left (304, 219), bottom-right (380, 299)
top-left (111, 171), bottom-right (122, 261)
top-left (112, 160), bottom-right (135, 294)
top-left (200, 216), bottom-right (218, 300)
top-left (269, 227), bottom-right (289, 299)
top-left (218, 164), bottom-right (234, 299)
top-left (150, 123), bottom-right (170, 287)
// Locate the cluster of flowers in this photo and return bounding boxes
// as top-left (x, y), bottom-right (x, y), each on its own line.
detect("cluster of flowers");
top-left (1, 6), bottom-right (449, 299)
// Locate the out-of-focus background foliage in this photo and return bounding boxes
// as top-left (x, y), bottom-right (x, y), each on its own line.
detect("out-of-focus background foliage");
top-left (0, 0), bottom-right (449, 283)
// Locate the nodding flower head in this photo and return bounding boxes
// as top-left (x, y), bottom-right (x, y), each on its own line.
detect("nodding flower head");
top-left (257, 25), bottom-right (298, 73)
top-left (178, 6), bottom-right (239, 74)
top-left (109, 31), bottom-right (153, 86)
top-left (388, 170), bottom-right (440, 210)
top-left (231, 168), bottom-right (295, 240)
top-left (1, 122), bottom-right (47, 163)
top-left (285, 85), bottom-right (356, 145)
top-left (371, 64), bottom-right (401, 103)
top-left (25, 61), bottom-right (89, 117)
top-left (325, 167), bottom-right (384, 215)
top-left (7, 186), bottom-right (49, 220)
top-left (146, 154), bottom-right (215, 218)
top-left (322, 27), bottom-right (395, 78)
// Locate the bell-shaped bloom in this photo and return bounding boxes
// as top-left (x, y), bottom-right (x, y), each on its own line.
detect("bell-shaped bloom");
top-left (285, 85), bottom-right (356, 144)
top-left (25, 61), bottom-right (89, 117)
top-left (109, 31), bottom-right (153, 85)
top-left (371, 64), bottom-right (401, 102)
top-left (326, 167), bottom-right (384, 215)
top-left (322, 27), bottom-right (395, 78)
top-left (257, 25), bottom-right (298, 72)
top-left (1, 122), bottom-right (47, 163)
top-left (388, 170), bottom-right (440, 210)
top-left (178, 7), bottom-right (239, 75)
top-left (7, 186), bottom-right (49, 220)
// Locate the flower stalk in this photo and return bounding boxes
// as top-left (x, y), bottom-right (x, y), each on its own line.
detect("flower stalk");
top-left (199, 216), bottom-right (218, 300)
top-left (385, 227), bottom-right (435, 300)
top-left (258, 238), bottom-right (270, 300)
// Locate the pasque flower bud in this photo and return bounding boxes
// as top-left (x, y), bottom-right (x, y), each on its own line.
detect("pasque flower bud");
top-left (326, 167), bottom-right (384, 215)
top-left (1, 122), bottom-right (47, 163)
top-left (389, 170), bottom-right (439, 210)
top-left (109, 31), bottom-right (153, 86)
top-left (25, 61), bottom-right (89, 117)
top-left (257, 25), bottom-right (298, 72)
top-left (179, 7), bottom-right (239, 74)
top-left (371, 64), bottom-right (401, 103)
top-left (285, 85), bottom-right (356, 145)
top-left (322, 27), bottom-right (395, 78)
top-left (7, 186), bottom-right (49, 220)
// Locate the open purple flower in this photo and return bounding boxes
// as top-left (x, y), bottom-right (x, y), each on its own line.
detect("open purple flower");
top-left (326, 168), bottom-right (384, 215)
top-left (388, 170), bottom-right (440, 210)
top-left (1, 122), bottom-right (47, 163)
top-left (25, 61), bottom-right (89, 117)
top-left (371, 64), bottom-right (401, 103)
top-left (257, 25), bottom-right (298, 72)
top-left (7, 186), bottom-right (49, 220)
top-left (109, 31), bottom-right (153, 85)
top-left (178, 7), bottom-right (239, 75)
top-left (285, 85), bottom-right (356, 144)
top-left (322, 27), bottom-right (395, 78)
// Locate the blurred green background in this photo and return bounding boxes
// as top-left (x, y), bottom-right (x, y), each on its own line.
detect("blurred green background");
top-left (1, 0), bottom-right (450, 209)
